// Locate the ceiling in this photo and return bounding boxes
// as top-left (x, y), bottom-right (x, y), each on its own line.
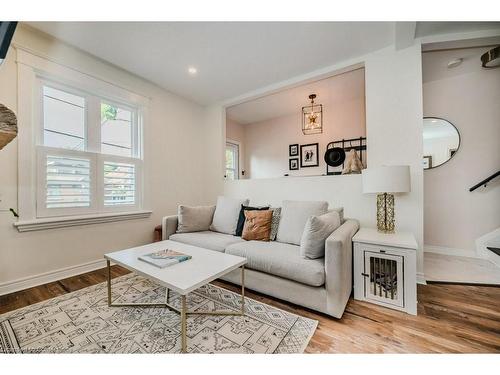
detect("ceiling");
top-left (422, 46), bottom-right (496, 84)
top-left (415, 22), bottom-right (500, 38)
top-left (226, 68), bottom-right (365, 124)
top-left (26, 22), bottom-right (500, 106)
top-left (25, 22), bottom-right (391, 105)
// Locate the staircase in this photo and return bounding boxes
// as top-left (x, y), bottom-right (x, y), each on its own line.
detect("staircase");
top-left (476, 228), bottom-right (500, 268)
top-left (487, 245), bottom-right (500, 257)
top-left (470, 172), bottom-right (500, 268)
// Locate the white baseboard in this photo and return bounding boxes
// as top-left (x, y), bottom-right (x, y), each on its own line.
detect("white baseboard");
top-left (475, 228), bottom-right (500, 264)
top-left (0, 259), bottom-right (107, 296)
top-left (424, 245), bottom-right (477, 259)
top-left (417, 272), bottom-right (427, 285)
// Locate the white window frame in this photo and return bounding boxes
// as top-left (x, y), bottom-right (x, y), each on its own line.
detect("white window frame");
top-left (13, 47), bottom-right (151, 231)
top-left (99, 98), bottom-right (141, 159)
top-left (225, 141), bottom-right (240, 180)
top-left (35, 77), bottom-right (144, 218)
top-left (38, 79), bottom-right (89, 152)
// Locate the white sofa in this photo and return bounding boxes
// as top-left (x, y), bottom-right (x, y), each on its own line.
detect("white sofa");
top-left (162, 203), bottom-right (359, 318)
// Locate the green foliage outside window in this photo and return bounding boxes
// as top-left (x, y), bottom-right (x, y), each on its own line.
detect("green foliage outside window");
top-left (101, 103), bottom-right (117, 121)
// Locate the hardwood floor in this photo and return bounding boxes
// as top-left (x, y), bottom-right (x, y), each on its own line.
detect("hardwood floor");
top-left (1, 265), bottom-right (499, 353)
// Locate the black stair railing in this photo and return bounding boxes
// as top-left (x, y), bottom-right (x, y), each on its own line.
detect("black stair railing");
top-left (469, 170), bottom-right (500, 192)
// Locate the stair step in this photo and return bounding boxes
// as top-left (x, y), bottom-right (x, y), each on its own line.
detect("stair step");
top-left (486, 247), bottom-right (500, 256)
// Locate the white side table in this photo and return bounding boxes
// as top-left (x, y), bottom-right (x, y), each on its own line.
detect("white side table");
top-left (353, 228), bottom-right (417, 315)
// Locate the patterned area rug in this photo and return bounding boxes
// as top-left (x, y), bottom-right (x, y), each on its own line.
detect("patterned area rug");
top-left (0, 273), bottom-right (317, 353)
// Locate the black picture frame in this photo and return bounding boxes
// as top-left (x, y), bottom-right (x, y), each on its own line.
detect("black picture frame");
top-left (300, 143), bottom-right (319, 168)
top-left (289, 144), bottom-right (299, 157)
top-left (289, 158), bottom-right (299, 170)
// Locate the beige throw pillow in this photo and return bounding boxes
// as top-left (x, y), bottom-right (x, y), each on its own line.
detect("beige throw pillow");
top-left (210, 196), bottom-right (249, 235)
top-left (300, 211), bottom-right (341, 259)
top-left (276, 200), bottom-right (328, 245)
top-left (242, 210), bottom-right (273, 241)
top-left (177, 205), bottom-right (216, 233)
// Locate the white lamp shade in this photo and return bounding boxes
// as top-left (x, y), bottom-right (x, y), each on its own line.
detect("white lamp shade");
top-left (362, 166), bottom-right (411, 194)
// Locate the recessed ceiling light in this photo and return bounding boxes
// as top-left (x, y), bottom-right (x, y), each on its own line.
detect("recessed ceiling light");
top-left (188, 67), bottom-right (198, 75)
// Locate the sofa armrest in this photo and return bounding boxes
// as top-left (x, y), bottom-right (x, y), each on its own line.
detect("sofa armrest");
top-left (162, 215), bottom-right (178, 240)
top-left (324, 218), bottom-right (360, 317)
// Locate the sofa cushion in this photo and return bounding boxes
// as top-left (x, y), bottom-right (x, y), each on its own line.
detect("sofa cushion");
top-left (176, 205), bottom-right (216, 233)
top-left (329, 207), bottom-right (344, 224)
top-left (210, 196), bottom-right (249, 235)
top-left (300, 210), bottom-right (341, 259)
top-left (276, 200), bottom-right (328, 245)
top-left (225, 241), bottom-right (325, 286)
top-left (169, 231), bottom-right (244, 252)
top-left (235, 205), bottom-right (269, 237)
top-left (242, 210), bottom-right (273, 241)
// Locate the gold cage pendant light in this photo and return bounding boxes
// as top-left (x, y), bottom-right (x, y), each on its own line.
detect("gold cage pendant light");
top-left (302, 94), bottom-right (323, 135)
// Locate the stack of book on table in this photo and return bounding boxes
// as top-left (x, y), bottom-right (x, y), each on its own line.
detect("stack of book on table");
top-left (138, 249), bottom-right (191, 269)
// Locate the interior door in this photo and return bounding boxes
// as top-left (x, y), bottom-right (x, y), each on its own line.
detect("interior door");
top-left (364, 251), bottom-right (404, 308)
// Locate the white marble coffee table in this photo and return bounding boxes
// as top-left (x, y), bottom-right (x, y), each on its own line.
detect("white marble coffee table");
top-left (104, 240), bottom-right (247, 353)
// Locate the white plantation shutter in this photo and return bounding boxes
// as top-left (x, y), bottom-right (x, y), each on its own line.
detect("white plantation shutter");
top-left (103, 161), bottom-right (136, 206)
top-left (37, 148), bottom-right (142, 217)
top-left (46, 155), bottom-right (91, 208)
top-left (37, 147), bottom-right (98, 217)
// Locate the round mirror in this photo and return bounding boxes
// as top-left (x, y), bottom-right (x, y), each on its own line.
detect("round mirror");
top-left (423, 117), bottom-right (460, 170)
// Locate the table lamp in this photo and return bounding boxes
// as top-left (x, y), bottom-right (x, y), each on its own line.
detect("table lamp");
top-left (362, 166), bottom-right (411, 233)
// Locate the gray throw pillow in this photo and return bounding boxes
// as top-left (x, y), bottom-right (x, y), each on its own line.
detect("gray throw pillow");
top-left (269, 207), bottom-right (281, 241)
top-left (300, 211), bottom-right (341, 259)
top-left (209, 196), bottom-right (249, 235)
top-left (329, 207), bottom-right (344, 224)
top-left (176, 205), bottom-right (216, 233)
top-left (276, 200), bottom-right (328, 245)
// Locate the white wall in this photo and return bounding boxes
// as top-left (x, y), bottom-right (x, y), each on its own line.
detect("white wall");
top-left (202, 105), bottom-right (226, 202)
top-left (365, 44), bottom-right (424, 275)
top-left (215, 44), bottom-right (425, 279)
top-left (423, 47), bottom-right (500, 253)
top-left (225, 175), bottom-right (373, 224)
top-left (0, 26), bottom-right (209, 288)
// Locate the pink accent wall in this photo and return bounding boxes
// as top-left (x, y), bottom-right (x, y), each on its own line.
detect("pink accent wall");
top-left (226, 118), bottom-right (246, 178)
top-left (227, 69), bottom-right (366, 179)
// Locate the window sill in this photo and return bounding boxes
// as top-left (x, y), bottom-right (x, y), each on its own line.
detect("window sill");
top-left (13, 210), bottom-right (153, 232)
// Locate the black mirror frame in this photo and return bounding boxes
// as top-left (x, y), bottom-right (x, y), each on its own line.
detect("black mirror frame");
top-left (423, 116), bottom-right (461, 170)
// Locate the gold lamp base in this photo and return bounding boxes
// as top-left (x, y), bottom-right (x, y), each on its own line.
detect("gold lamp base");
top-left (376, 193), bottom-right (395, 233)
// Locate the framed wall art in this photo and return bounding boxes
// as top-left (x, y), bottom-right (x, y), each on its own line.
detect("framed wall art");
top-left (300, 143), bottom-right (319, 168)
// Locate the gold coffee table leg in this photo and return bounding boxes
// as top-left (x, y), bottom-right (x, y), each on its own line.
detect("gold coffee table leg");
top-left (181, 295), bottom-right (187, 353)
top-left (106, 260), bottom-right (168, 308)
top-left (107, 260), bottom-right (112, 307)
top-left (105, 261), bottom-right (246, 354)
top-left (241, 265), bottom-right (245, 314)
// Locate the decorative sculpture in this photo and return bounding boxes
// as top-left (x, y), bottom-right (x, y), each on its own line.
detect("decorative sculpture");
top-left (0, 103), bottom-right (17, 150)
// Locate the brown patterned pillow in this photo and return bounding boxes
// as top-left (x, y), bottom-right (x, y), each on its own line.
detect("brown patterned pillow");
top-left (242, 210), bottom-right (273, 241)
